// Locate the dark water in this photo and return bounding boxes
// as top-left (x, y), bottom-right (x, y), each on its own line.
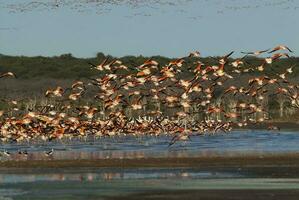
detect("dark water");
top-left (1, 173), bottom-right (299, 200)
top-left (1, 130), bottom-right (299, 160)
top-left (1, 167), bottom-right (299, 200)
top-left (1, 130), bottom-right (299, 199)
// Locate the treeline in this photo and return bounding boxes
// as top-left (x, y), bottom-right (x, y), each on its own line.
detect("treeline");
top-left (0, 53), bottom-right (170, 79)
top-left (0, 52), bottom-right (299, 79)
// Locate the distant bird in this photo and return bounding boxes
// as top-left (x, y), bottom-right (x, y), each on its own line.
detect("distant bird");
top-left (188, 51), bottom-right (200, 58)
top-left (2, 149), bottom-right (11, 157)
top-left (45, 86), bottom-right (66, 97)
top-left (45, 149), bottom-right (54, 156)
top-left (168, 128), bottom-right (191, 147)
top-left (88, 57), bottom-right (111, 71)
top-left (0, 72), bottom-right (16, 79)
top-left (241, 49), bottom-right (269, 56)
top-left (54, 0), bottom-right (60, 7)
top-left (268, 45), bottom-right (293, 53)
top-left (267, 125), bottom-right (280, 131)
top-left (286, 65), bottom-right (295, 74)
top-left (18, 150), bottom-right (28, 156)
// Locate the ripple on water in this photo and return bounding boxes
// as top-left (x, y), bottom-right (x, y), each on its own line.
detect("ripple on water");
top-left (1, 130), bottom-right (299, 160)
top-left (0, 189), bottom-right (27, 199)
top-left (0, 168), bottom-right (244, 184)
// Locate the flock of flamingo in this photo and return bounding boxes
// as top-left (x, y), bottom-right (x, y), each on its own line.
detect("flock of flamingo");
top-left (0, 45), bottom-right (297, 149)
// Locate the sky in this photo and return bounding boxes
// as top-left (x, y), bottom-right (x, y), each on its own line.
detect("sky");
top-left (0, 0), bottom-right (299, 58)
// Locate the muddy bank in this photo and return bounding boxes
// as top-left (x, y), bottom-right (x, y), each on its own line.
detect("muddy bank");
top-left (106, 189), bottom-right (299, 200)
top-left (1, 153), bottom-right (299, 178)
top-left (2, 153), bottom-right (299, 168)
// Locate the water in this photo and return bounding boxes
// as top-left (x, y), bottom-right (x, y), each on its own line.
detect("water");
top-left (1, 130), bottom-right (299, 160)
top-left (1, 167), bottom-right (299, 200)
top-left (2, 176), bottom-right (299, 200)
top-left (1, 130), bottom-right (299, 199)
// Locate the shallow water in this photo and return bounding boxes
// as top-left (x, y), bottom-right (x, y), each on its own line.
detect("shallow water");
top-left (0, 167), bottom-right (259, 200)
top-left (0, 165), bottom-right (299, 200)
top-left (0, 168), bottom-right (244, 183)
top-left (1, 130), bottom-right (299, 160)
top-left (1, 130), bottom-right (299, 199)
top-left (1, 175), bottom-right (299, 200)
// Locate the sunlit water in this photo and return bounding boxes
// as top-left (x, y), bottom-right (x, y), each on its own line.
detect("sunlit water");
top-left (1, 130), bottom-right (299, 199)
top-left (1, 130), bottom-right (299, 160)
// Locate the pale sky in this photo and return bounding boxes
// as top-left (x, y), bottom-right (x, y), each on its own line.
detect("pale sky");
top-left (0, 0), bottom-right (299, 58)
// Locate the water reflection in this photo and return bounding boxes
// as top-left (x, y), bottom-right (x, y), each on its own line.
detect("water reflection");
top-left (0, 168), bottom-right (242, 184)
top-left (1, 130), bottom-right (299, 161)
